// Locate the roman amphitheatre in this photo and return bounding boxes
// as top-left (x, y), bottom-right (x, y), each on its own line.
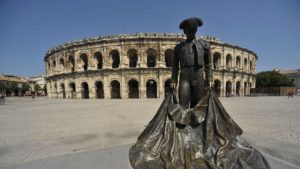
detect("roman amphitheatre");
top-left (44, 33), bottom-right (257, 99)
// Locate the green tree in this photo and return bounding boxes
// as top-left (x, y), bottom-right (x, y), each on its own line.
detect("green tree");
top-left (43, 84), bottom-right (47, 95)
top-left (10, 82), bottom-right (19, 91)
top-left (22, 83), bottom-right (31, 92)
top-left (34, 84), bottom-right (42, 91)
top-left (0, 83), bottom-right (6, 92)
top-left (256, 71), bottom-right (291, 88)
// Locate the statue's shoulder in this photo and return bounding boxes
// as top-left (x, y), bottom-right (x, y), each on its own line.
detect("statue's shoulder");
top-left (196, 39), bottom-right (210, 49)
top-left (174, 41), bottom-right (185, 51)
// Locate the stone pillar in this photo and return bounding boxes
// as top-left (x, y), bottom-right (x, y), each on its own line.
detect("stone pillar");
top-left (140, 47), bottom-right (147, 68)
top-left (159, 74), bottom-right (164, 98)
top-left (104, 76), bottom-right (110, 99)
top-left (76, 86), bottom-right (82, 99)
top-left (121, 74), bottom-right (127, 99)
top-left (140, 76), bottom-right (146, 99)
top-left (89, 80), bottom-right (95, 99)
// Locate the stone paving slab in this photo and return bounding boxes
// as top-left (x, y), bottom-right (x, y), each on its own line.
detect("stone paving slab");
top-left (1, 96), bottom-right (300, 169)
top-left (13, 144), bottom-right (300, 169)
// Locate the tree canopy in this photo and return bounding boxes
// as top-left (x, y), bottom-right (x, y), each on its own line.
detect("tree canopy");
top-left (256, 71), bottom-right (294, 88)
top-left (22, 83), bottom-right (31, 91)
top-left (34, 84), bottom-right (42, 91)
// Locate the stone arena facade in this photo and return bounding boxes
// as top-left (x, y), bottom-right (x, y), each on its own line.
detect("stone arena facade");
top-left (44, 33), bottom-right (257, 99)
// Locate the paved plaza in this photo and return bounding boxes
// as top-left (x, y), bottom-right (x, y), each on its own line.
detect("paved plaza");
top-left (0, 96), bottom-right (300, 169)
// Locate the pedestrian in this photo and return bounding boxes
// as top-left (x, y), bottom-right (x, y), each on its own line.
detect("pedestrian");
top-left (288, 90), bottom-right (294, 99)
top-left (32, 91), bottom-right (35, 100)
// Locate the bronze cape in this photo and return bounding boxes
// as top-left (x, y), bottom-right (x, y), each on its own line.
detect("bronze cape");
top-left (129, 88), bottom-right (271, 169)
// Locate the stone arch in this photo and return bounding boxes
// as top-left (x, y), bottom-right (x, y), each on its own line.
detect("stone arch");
top-left (164, 49), bottom-right (174, 67)
top-left (164, 79), bottom-right (172, 98)
top-left (59, 58), bottom-right (64, 68)
top-left (68, 55), bottom-right (75, 72)
top-left (69, 82), bottom-right (76, 99)
top-left (146, 79), bottom-right (157, 98)
top-left (81, 82), bottom-right (89, 99)
top-left (250, 60), bottom-right (253, 70)
top-left (213, 79), bottom-right (221, 97)
top-left (244, 81), bottom-right (248, 95)
top-left (94, 52), bottom-right (103, 69)
top-left (80, 54), bottom-right (88, 71)
top-left (128, 79), bottom-right (139, 98)
top-left (213, 52), bottom-right (221, 69)
top-left (127, 49), bottom-right (138, 68)
top-left (146, 48), bottom-right (157, 67)
top-left (236, 56), bottom-right (241, 69)
top-left (244, 58), bottom-right (248, 68)
top-left (110, 50), bottom-right (120, 68)
top-left (236, 81), bottom-right (241, 96)
top-left (226, 54), bottom-right (232, 69)
top-left (53, 60), bottom-right (56, 67)
top-left (95, 81), bottom-right (104, 99)
top-left (110, 80), bottom-right (121, 99)
top-left (226, 81), bottom-right (232, 96)
top-left (60, 83), bottom-right (66, 98)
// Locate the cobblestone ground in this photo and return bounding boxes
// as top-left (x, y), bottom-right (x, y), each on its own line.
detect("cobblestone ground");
top-left (0, 96), bottom-right (299, 169)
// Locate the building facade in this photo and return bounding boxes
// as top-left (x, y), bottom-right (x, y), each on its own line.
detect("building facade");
top-left (44, 33), bottom-right (257, 99)
top-left (279, 69), bottom-right (300, 89)
top-left (0, 75), bottom-right (28, 96)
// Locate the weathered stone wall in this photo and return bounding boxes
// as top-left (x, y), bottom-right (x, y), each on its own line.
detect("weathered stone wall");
top-left (44, 33), bottom-right (257, 99)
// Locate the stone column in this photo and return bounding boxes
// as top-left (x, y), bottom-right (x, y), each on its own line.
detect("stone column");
top-left (121, 74), bottom-right (127, 99)
top-left (140, 76), bottom-right (146, 99)
top-left (159, 73), bottom-right (164, 98)
top-left (103, 76), bottom-right (110, 99)
top-left (140, 47), bottom-right (147, 68)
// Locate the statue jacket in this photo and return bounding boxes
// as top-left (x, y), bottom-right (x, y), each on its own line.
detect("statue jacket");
top-left (172, 39), bottom-right (213, 84)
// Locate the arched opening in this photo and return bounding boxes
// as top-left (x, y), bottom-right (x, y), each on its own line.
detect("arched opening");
top-left (236, 56), bottom-right (241, 69)
top-left (213, 52), bottom-right (221, 69)
top-left (54, 83), bottom-right (58, 98)
top-left (128, 49), bottom-right (138, 68)
top-left (226, 54), bottom-right (232, 69)
top-left (146, 80), bottom-right (157, 98)
top-left (164, 49), bottom-right (173, 67)
top-left (164, 79), bottom-right (172, 98)
top-left (236, 81), bottom-right (241, 96)
top-left (59, 58), bottom-right (64, 69)
top-left (213, 80), bottom-right (221, 97)
top-left (147, 49), bottom-right (157, 67)
top-left (95, 81), bottom-right (104, 99)
top-left (244, 58), bottom-right (248, 69)
top-left (53, 60), bottom-right (56, 68)
top-left (110, 80), bottom-right (121, 98)
top-left (60, 83), bottom-right (66, 98)
top-left (110, 50), bottom-right (120, 68)
top-left (226, 81), bottom-right (232, 96)
top-left (69, 83), bottom-right (76, 99)
top-left (69, 56), bottom-right (75, 72)
top-left (81, 82), bottom-right (89, 99)
top-left (128, 79), bottom-right (139, 98)
top-left (244, 82), bottom-right (248, 95)
top-left (94, 52), bottom-right (103, 69)
top-left (80, 54), bottom-right (88, 71)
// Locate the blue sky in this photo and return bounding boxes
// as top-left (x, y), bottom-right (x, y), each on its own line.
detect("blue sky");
top-left (0, 0), bottom-right (299, 77)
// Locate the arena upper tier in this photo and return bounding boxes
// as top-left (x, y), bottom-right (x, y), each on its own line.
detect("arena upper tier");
top-left (44, 33), bottom-right (257, 99)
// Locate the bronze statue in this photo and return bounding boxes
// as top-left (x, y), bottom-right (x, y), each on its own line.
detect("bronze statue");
top-left (171, 17), bottom-right (212, 109)
top-left (129, 17), bottom-right (271, 169)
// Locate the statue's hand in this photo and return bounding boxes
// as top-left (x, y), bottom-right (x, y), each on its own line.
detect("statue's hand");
top-left (206, 79), bottom-right (214, 88)
top-left (171, 82), bottom-right (177, 89)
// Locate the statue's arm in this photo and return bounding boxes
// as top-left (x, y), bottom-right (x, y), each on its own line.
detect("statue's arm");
top-left (172, 44), bottom-right (180, 85)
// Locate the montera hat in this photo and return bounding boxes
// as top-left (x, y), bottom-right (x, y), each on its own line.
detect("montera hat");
top-left (179, 17), bottom-right (203, 29)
